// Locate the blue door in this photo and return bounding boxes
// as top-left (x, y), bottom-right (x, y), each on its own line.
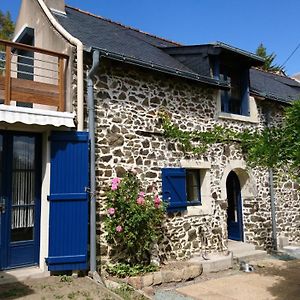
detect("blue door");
top-left (0, 132), bottom-right (41, 270)
top-left (227, 171), bottom-right (244, 241)
top-left (47, 131), bottom-right (89, 272)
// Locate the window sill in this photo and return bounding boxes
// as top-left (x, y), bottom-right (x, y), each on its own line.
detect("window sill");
top-left (218, 112), bottom-right (259, 124)
top-left (185, 199), bottom-right (213, 216)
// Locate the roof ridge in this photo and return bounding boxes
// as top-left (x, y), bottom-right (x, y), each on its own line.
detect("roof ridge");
top-left (64, 5), bottom-right (182, 46)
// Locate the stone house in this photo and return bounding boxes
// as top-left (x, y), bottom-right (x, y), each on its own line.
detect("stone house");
top-left (4, 0), bottom-right (300, 274)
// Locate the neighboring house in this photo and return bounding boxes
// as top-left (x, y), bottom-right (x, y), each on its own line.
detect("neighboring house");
top-left (1, 0), bottom-right (299, 274)
top-left (293, 73), bottom-right (300, 82)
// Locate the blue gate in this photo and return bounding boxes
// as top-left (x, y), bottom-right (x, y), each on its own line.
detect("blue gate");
top-left (46, 131), bottom-right (89, 271)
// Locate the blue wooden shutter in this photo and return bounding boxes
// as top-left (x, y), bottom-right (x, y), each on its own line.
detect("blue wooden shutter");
top-left (46, 131), bottom-right (89, 271)
top-left (162, 168), bottom-right (187, 212)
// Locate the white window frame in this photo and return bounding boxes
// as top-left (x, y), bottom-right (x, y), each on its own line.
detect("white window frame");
top-left (180, 160), bottom-right (213, 216)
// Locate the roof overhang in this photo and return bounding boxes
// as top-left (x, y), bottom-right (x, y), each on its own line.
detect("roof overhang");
top-left (250, 90), bottom-right (293, 104)
top-left (163, 42), bottom-right (265, 68)
top-left (86, 46), bottom-right (230, 90)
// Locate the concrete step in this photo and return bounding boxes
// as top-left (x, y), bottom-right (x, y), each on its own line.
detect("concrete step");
top-left (189, 253), bottom-right (233, 274)
top-left (0, 266), bottom-right (49, 285)
top-left (233, 249), bottom-right (269, 263)
top-left (227, 240), bottom-right (268, 263)
top-left (281, 245), bottom-right (300, 259)
top-left (228, 240), bottom-right (255, 253)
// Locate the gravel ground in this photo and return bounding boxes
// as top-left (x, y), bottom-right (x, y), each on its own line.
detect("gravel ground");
top-left (0, 275), bottom-right (119, 300)
top-left (154, 258), bottom-right (300, 300)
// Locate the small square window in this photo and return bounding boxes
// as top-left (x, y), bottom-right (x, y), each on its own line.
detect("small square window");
top-left (186, 169), bottom-right (201, 205)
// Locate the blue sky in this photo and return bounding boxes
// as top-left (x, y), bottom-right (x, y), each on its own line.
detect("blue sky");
top-left (1, 0), bottom-right (300, 75)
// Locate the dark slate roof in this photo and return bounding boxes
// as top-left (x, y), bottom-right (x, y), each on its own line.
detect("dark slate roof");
top-left (250, 68), bottom-right (300, 103)
top-left (53, 6), bottom-right (300, 103)
top-left (54, 7), bottom-right (194, 73)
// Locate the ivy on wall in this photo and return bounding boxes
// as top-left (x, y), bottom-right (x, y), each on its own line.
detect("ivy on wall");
top-left (159, 99), bottom-right (300, 181)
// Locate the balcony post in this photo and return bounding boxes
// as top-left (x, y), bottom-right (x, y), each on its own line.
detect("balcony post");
top-left (58, 57), bottom-right (65, 112)
top-left (4, 46), bottom-right (11, 105)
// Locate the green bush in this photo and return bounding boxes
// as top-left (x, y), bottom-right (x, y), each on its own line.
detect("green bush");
top-left (104, 171), bottom-right (165, 266)
top-left (106, 263), bottom-right (158, 278)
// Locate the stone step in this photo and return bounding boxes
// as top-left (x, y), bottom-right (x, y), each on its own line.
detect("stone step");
top-left (281, 245), bottom-right (300, 259)
top-left (189, 253), bottom-right (233, 274)
top-left (0, 267), bottom-right (49, 285)
top-left (233, 249), bottom-right (269, 263)
top-left (227, 240), bottom-right (256, 253)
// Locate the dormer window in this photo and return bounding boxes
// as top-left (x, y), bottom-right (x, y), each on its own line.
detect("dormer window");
top-left (213, 60), bottom-right (250, 116)
top-left (221, 65), bottom-right (249, 116)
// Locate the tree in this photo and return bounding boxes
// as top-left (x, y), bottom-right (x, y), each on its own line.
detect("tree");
top-left (256, 43), bottom-right (284, 73)
top-left (0, 10), bottom-right (14, 73)
top-left (0, 10), bottom-right (15, 41)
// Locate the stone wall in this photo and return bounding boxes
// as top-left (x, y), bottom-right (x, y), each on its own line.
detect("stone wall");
top-left (77, 58), bottom-right (300, 264)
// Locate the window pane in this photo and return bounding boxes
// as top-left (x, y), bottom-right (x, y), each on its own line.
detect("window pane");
top-left (0, 134), bottom-right (2, 169)
top-left (186, 170), bottom-right (201, 203)
top-left (0, 135), bottom-right (2, 208)
top-left (11, 135), bottom-right (36, 242)
top-left (220, 65), bottom-right (247, 115)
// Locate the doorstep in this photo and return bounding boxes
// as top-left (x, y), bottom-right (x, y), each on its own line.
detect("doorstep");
top-left (189, 253), bottom-right (233, 273)
top-left (0, 266), bottom-right (49, 285)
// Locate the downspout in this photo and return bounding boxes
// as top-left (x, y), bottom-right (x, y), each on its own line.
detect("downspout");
top-left (87, 50), bottom-right (100, 280)
top-left (269, 168), bottom-right (277, 251)
top-left (266, 110), bottom-right (278, 251)
top-left (36, 0), bottom-right (84, 131)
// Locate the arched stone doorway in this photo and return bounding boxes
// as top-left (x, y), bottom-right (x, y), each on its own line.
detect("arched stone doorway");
top-left (226, 171), bottom-right (244, 241)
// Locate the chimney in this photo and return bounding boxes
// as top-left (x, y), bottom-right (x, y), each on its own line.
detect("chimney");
top-left (43, 0), bottom-right (65, 14)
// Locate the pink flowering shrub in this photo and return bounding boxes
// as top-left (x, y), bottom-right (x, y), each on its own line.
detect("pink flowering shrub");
top-left (104, 171), bottom-right (165, 265)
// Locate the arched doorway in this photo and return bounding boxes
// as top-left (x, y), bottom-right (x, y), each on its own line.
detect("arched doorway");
top-left (226, 171), bottom-right (244, 241)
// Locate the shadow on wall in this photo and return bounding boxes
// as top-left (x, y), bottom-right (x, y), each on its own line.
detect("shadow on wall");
top-left (0, 272), bottom-right (35, 299)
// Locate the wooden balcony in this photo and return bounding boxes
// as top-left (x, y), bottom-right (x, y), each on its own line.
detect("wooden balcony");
top-left (0, 39), bottom-right (68, 112)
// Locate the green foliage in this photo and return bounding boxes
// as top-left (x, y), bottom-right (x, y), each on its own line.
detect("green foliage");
top-left (59, 275), bottom-right (73, 283)
top-left (0, 10), bottom-right (15, 41)
top-left (104, 171), bottom-right (165, 266)
top-left (106, 263), bottom-right (158, 278)
top-left (160, 101), bottom-right (300, 180)
top-left (160, 111), bottom-right (238, 154)
top-left (112, 283), bottom-right (148, 300)
top-left (256, 43), bottom-right (284, 73)
top-left (278, 101), bottom-right (300, 176)
top-left (0, 10), bottom-right (14, 73)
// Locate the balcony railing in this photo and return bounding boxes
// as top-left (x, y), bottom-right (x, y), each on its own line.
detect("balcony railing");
top-left (0, 39), bottom-right (68, 112)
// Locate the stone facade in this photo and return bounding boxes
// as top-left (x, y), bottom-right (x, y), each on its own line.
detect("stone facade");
top-left (76, 59), bottom-right (300, 264)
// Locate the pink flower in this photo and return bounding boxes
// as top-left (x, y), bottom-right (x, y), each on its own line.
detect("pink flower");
top-left (112, 177), bottom-right (121, 185)
top-left (139, 191), bottom-right (145, 197)
top-left (108, 207), bottom-right (115, 216)
top-left (116, 225), bottom-right (123, 233)
top-left (111, 177), bottom-right (121, 190)
top-left (136, 197), bottom-right (145, 205)
top-left (154, 195), bottom-right (161, 208)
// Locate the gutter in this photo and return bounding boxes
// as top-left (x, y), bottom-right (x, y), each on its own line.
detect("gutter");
top-left (251, 90), bottom-right (293, 105)
top-left (88, 47), bottom-right (230, 89)
top-left (87, 50), bottom-right (101, 281)
top-left (36, 0), bottom-right (85, 131)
